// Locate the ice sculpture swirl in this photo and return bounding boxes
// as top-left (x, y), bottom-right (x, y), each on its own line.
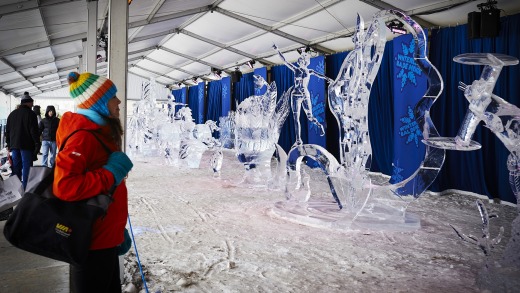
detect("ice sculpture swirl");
top-left (280, 10), bottom-right (445, 230)
top-left (376, 9), bottom-right (446, 200)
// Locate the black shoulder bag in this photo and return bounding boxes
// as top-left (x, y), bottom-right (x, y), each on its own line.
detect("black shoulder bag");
top-left (3, 129), bottom-right (115, 266)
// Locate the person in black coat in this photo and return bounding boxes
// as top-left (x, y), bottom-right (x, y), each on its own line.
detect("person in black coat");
top-left (39, 105), bottom-right (60, 167)
top-left (5, 92), bottom-right (41, 189)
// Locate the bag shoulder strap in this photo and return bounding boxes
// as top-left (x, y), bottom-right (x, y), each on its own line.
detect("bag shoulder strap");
top-left (59, 129), bottom-right (112, 155)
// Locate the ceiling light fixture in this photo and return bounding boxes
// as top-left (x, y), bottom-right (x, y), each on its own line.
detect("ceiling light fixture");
top-left (245, 60), bottom-right (256, 69)
top-left (211, 67), bottom-right (222, 79)
top-left (386, 20), bottom-right (407, 35)
top-left (296, 46), bottom-right (313, 55)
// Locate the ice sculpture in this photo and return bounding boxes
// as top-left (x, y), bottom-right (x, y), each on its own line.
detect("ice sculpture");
top-left (166, 93), bottom-right (186, 123)
top-left (425, 53), bottom-right (520, 289)
top-left (273, 44), bottom-right (331, 145)
top-left (450, 200), bottom-right (504, 262)
top-left (219, 112), bottom-right (235, 149)
top-left (127, 79), bottom-right (164, 156)
top-left (177, 108), bottom-right (220, 168)
top-left (423, 53), bottom-right (519, 151)
top-left (126, 78), bottom-right (219, 168)
top-left (273, 10), bottom-right (445, 231)
top-left (234, 75), bottom-right (289, 187)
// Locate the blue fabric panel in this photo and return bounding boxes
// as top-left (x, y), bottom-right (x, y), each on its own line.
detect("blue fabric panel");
top-left (390, 33), bottom-right (428, 185)
top-left (233, 72), bottom-right (255, 107)
top-left (207, 81), bottom-right (223, 123)
top-left (221, 77), bottom-right (231, 117)
top-left (172, 87), bottom-right (186, 113)
top-left (197, 82), bottom-right (205, 124)
top-left (306, 55), bottom-right (327, 150)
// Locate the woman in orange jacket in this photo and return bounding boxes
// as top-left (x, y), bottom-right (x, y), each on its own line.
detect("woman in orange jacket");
top-left (54, 71), bottom-right (133, 293)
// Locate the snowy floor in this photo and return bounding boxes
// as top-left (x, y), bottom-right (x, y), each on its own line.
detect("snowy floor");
top-left (122, 155), bottom-right (517, 293)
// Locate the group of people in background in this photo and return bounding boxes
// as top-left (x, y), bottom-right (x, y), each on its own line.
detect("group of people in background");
top-left (4, 91), bottom-right (60, 189)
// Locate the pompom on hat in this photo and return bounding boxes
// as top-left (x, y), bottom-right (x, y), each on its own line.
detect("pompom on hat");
top-left (21, 91), bottom-right (34, 104)
top-left (68, 72), bottom-right (117, 117)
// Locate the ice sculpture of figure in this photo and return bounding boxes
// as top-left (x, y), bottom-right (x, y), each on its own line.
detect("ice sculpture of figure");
top-left (273, 44), bottom-right (331, 145)
top-left (234, 75), bottom-right (289, 187)
top-left (166, 93), bottom-right (186, 123)
top-left (274, 10), bottom-right (446, 231)
top-left (425, 53), bottom-right (520, 288)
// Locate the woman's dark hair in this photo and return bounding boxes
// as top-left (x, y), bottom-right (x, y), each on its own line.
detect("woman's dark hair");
top-left (106, 117), bottom-right (123, 151)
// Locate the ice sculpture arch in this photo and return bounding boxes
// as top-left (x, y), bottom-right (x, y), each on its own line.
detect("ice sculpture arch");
top-left (275, 10), bottom-right (446, 231)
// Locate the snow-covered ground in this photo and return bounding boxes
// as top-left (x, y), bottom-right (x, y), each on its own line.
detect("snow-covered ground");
top-left (122, 155), bottom-right (517, 293)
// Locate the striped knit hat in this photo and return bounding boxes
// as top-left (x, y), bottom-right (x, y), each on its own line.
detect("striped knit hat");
top-left (67, 72), bottom-right (117, 117)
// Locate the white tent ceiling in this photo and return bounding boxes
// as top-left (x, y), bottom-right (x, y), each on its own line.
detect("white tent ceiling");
top-left (1, 0), bottom-right (520, 99)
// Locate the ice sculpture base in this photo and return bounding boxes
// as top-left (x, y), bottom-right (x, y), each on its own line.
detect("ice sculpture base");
top-left (422, 137), bottom-right (481, 151)
top-left (270, 200), bottom-right (420, 232)
top-left (351, 210), bottom-right (420, 232)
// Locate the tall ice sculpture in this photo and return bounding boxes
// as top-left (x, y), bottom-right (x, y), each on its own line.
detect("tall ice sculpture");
top-left (272, 10), bottom-right (446, 231)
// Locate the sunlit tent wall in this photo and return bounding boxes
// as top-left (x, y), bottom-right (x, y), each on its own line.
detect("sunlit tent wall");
top-left (175, 12), bottom-right (519, 205)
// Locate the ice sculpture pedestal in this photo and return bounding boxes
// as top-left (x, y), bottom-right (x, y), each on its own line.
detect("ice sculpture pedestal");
top-left (271, 199), bottom-right (421, 232)
top-left (271, 143), bottom-right (422, 232)
top-left (423, 53), bottom-right (519, 151)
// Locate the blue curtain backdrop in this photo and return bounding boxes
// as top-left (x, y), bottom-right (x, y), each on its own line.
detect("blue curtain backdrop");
top-left (367, 44), bottom-right (395, 176)
top-left (306, 55), bottom-right (327, 153)
top-left (171, 87), bottom-right (187, 113)
top-left (206, 80), bottom-right (223, 123)
top-left (429, 12), bottom-right (520, 204)
top-left (221, 77), bottom-right (231, 117)
top-left (232, 72), bottom-right (255, 108)
top-left (390, 32), bottom-right (428, 184)
top-left (187, 83), bottom-right (205, 124)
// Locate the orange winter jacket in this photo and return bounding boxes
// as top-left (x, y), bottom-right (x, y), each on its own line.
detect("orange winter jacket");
top-left (53, 111), bottom-right (128, 250)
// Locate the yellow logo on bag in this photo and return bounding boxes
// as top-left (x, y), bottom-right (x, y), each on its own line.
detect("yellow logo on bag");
top-left (55, 223), bottom-right (72, 237)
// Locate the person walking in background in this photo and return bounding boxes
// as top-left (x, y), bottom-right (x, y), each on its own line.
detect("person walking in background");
top-left (55, 72), bottom-right (133, 293)
top-left (33, 105), bottom-right (42, 124)
top-left (5, 92), bottom-right (41, 189)
top-left (39, 105), bottom-right (60, 167)
top-left (33, 105), bottom-right (43, 154)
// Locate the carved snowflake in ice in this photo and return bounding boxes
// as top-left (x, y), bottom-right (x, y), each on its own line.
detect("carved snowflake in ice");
top-left (399, 106), bottom-right (422, 147)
